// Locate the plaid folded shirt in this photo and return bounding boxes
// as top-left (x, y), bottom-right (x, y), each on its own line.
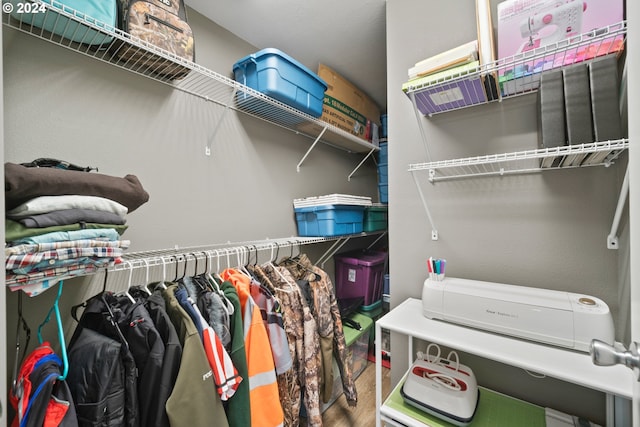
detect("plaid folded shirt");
top-left (6, 259), bottom-right (117, 285)
top-left (6, 247), bottom-right (124, 270)
top-left (7, 263), bottom-right (107, 297)
top-left (6, 239), bottom-right (130, 256)
top-left (10, 256), bottom-right (115, 275)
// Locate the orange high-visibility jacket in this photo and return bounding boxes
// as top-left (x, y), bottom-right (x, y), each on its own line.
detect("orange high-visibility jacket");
top-left (221, 268), bottom-right (284, 427)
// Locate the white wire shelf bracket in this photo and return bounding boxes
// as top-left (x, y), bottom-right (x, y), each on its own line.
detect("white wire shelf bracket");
top-left (408, 139), bottom-right (629, 182)
top-left (403, 21), bottom-right (627, 116)
top-left (3, 0), bottom-right (378, 162)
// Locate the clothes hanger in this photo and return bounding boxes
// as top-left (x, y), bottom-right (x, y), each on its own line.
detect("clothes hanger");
top-left (208, 249), bottom-right (235, 316)
top-left (280, 240), bottom-right (322, 282)
top-left (191, 251), bottom-right (209, 290)
top-left (208, 249), bottom-right (225, 288)
top-left (237, 247), bottom-right (254, 278)
top-left (169, 254), bottom-right (183, 284)
top-left (98, 290), bottom-right (131, 353)
top-left (210, 249), bottom-right (226, 285)
top-left (188, 252), bottom-right (199, 277)
top-left (141, 259), bottom-right (152, 295)
top-left (37, 281), bottom-right (69, 381)
top-left (71, 269), bottom-right (109, 324)
top-left (246, 245), bottom-right (277, 298)
top-left (68, 271), bottom-right (131, 354)
top-left (156, 256), bottom-right (169, 290)
top-left (188, 252), bottom-right (210, 292)
top-left (200, 250), bottom-right (221, 293)
top-left (130, 259), bottom-right (152, 297)
top-left (204, 250), bottom-right (220, 292)
top-left (180, 254), bottom-right (189, 280)
top-left (122, 261), bottom-right (137, 304)
top-left (262, 243), bottom-right (295, 294)
top-left (12, 291), bottom-right (31, 394)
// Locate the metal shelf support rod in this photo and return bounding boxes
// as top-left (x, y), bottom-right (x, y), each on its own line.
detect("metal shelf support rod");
top-left (366, 231), bottom-right (388, 251)
top-left (411, 171), bottom-right (438, 240)
top-left (348, 147), bottom-right (377, 181)
top-left (316, 237), bottom-right (351, 268)
top-left (297, 126), bottom-right (328, 172)
top-left (607, 164), bottom-right (629, 249)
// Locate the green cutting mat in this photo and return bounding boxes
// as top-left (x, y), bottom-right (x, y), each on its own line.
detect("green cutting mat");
top-left (384, 378), bottom-right (546, 427)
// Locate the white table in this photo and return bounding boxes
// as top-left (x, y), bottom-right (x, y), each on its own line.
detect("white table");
top-left (375, 298), bottom-right (633, 427)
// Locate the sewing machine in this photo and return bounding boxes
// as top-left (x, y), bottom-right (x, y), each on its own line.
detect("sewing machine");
top-left (519, 0), bottom-right (586, 52)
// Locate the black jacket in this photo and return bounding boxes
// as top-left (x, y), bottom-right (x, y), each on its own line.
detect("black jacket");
top-left (109, 294), bottom-right (166, 427)
top-left (67, 327), bottom-right (138, 427)
top-left (67, 294), bottom-right (139, 427)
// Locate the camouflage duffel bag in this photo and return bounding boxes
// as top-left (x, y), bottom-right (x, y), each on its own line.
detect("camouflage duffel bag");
top-left (112, 0), bottom-right (195, 81)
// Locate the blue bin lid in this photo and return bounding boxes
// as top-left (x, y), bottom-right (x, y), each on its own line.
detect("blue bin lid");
top-left (233, 47), bottom-right (327, 90)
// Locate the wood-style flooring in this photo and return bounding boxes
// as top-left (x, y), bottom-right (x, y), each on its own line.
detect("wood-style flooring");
top-left (301, 361), bottom-right (391, 427)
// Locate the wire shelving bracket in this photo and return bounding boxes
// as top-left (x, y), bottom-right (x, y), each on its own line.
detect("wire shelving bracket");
top-left (607, 164), bottom-right (629, 250)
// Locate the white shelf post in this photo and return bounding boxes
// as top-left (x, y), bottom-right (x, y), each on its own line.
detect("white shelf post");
top-left (607, 164), bottom-right (630, 249)
top-left (411, 171), bottom-right (438, 240)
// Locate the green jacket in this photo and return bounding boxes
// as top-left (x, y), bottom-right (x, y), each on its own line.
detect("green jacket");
top-left (164, 284), bottom-right (229, 427)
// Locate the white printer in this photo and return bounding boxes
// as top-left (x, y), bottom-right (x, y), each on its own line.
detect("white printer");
top-left (422, 277), bottom-right (615, 352)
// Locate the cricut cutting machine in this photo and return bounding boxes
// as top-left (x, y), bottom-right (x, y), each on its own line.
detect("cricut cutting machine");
top-left (519, 0), bottom-right (586, 52)
top-left (422, 277), bottom-right (614, 352)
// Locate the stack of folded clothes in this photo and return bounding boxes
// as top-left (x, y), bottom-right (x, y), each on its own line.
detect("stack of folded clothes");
top-left (4, 160), bottom-right (150, 296)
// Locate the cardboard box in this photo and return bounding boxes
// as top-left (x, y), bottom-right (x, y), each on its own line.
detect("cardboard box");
top-left (497, 0), bottom-right (624, 94)
top-left (299, 64), bottom-right (381, 143)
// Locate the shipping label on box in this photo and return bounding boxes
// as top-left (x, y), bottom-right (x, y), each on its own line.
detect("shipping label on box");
top-left (321, 94), bottom-right (374, 140)
top-left (496, 0), bottom-right (624, 95)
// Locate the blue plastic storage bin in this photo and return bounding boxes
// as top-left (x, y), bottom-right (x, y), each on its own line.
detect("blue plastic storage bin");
top-left (295, 205), bottom-right (364, 237)
top-left (377, 162), bottom-right (388, 185)
top-left (377, 142), bottom-right (388, 164)
top-left (380, 114), bottom-right (388, 138)
top-left (233, 48), bottom-right (327, 118)
top-left (379, 183), bottom-right (388, 204)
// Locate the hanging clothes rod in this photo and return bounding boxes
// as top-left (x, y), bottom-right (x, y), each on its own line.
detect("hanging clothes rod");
top-left (108, 233), bottom-right (385, 275)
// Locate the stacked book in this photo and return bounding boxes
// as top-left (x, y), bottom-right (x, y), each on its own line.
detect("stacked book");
top-left (407, 40), bottom-right (479, 81)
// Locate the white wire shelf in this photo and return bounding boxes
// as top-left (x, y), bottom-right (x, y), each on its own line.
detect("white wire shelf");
top-left (408, 139), bottom-right (629, 182)
top-left (2, 0), bottom-right (377, 157)
top-left (403, 21), bottom-right (627, 116)
top-left (5, 231), bottom-right (387, 287)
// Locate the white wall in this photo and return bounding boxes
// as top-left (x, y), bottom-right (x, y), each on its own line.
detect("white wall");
top-left (386, 0), bottom-right (627, 423)
top-left (2, 7), bottom-right (381, 424)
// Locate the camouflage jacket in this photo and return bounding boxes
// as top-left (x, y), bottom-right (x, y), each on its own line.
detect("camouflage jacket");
top-left (279, 254), bottom-right (358, 407)
top-left (250, 264), bottom-right (323, 427)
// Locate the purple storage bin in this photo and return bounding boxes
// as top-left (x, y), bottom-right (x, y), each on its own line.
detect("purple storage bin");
top-left (334, 250), bottom-right (388, 306)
